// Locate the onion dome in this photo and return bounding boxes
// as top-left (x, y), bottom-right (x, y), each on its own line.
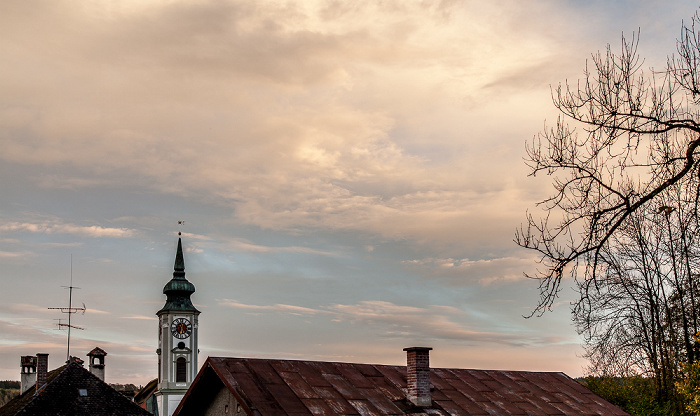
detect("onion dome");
top-left (158, 237), bottom-right (199, 313)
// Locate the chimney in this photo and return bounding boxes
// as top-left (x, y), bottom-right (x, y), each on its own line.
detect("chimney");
top-left (87, 347), bottom-right (107, 382)
top-left (36, 353), bottom-right (49, 394)
top-left (20, 356), bottom-right (37, 395)
top-left (69, 356), bottom-right (85, 366)
top-left (404, 347), bottom-right (432, 407)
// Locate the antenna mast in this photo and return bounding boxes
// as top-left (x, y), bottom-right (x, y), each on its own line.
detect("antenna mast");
top-left (48, 255), bottom-right (86, 362)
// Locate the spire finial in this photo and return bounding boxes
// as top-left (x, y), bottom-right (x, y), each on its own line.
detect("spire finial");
top-left (174, 236), bottom-right (185, 273)
top-left (178, 220), bottom-right (185, 236)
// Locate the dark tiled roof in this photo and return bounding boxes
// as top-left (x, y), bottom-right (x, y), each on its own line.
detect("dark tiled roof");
top-left (0, 361), bottom-right (151, 416)
top-left (0, 364), bottom-right (66, 416)
top-left (178, 356), bottom-right (629, 416)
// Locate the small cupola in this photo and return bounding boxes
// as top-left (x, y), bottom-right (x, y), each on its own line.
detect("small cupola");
top-left (87, 347), bottom-right (107, 382)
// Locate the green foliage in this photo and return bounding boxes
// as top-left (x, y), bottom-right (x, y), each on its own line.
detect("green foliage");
top-left (109, 383), bottom-right (140, 392)
top-left (0, 381), bottom-right (20, 407)
top-left (677, 361), bottom-right (700, 415)
top-left (579, 376), bottom-right (680, 416)
top-left (0, 381), bottom-right (19, 389)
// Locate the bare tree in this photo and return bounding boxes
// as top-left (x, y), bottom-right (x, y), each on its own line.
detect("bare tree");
top-left (573, 181), bottom-right (700, 405)
top-left (516, 13), bottom-right (700, 316)
top-left (518, 12), bottom-right (700, 408)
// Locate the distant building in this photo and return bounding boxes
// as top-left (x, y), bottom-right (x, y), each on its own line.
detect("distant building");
top-left (0, 351), bottom-right (151, 416)
top-left (173, 347), bottom-right (629, 416)
top-left (134, 378), bottom-right (159, 414)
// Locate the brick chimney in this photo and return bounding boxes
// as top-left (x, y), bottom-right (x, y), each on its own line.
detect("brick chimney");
top-left (20, 356), bottom-right (37, 394)
top-left (404, 347), bottom-right (432, 407)
top-left (36, 353), bottom-right (49, 394)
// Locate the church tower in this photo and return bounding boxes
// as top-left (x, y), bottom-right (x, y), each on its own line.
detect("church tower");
top-left (154, 236), bottom-right (200, 416)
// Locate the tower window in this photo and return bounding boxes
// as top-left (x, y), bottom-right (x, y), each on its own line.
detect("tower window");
top-left (176, 357), bottom-right (187, 382)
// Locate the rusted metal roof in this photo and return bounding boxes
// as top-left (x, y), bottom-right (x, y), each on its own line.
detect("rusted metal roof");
top-left (177, 356), bottom-right (629, 415)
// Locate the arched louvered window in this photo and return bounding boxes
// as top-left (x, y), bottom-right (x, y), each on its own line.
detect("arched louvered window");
top-left (176, 357), bottom-right (187, 382)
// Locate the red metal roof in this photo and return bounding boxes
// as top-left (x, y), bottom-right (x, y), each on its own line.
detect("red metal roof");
top-left (176, 356), bottom-right (629, 415)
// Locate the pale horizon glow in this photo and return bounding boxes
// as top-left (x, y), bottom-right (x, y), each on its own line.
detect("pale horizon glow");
top-left (0, 0), bottom-right (697, 385)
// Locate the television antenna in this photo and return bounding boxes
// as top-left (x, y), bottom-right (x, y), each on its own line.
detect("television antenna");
top-left (48, 255), bottom-right (86, 362)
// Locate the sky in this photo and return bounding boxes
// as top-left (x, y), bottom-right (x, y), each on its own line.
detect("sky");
top-left (1, 0), bottom-right (698, 386)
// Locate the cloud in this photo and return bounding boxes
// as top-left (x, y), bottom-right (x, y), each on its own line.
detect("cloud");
top-left (0, 303), bottom-right (56, 316)
top-left (0, 221), bottom-right (135, 238)
top-left (85, 308), bottom-right (110, 315)
top-left (173, 233), bottom-right (337, 258)
top-left (122, 315), bottom-right (158, 321)
top-left (0, 0), bottom-right (565, 251)
top-left (403, 255), bottom-right (537, 286)
top-left (0, 250), bottom-right (32, 259)
top-left (35, 174), bottom-right (113, 190)
top-left (218, 299), bottom-right (547, 346)
top-left (216, 236), bottom-right (336, 255)
top-left (0, 317), bottom-right (63, 346)
top-left (327, 301), bottom-right (522, 345)
top-left (217, 300), bottom-right (322, 316)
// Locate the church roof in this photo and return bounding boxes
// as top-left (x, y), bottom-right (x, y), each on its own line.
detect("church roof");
top-left (0, 361), bottom-right (151, 416)
top-left (174, 356), bottom-right (629, 416)
top-left (158, 236), bottom-right (199, 314)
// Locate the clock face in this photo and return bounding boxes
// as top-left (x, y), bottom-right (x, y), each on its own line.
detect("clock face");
top-left (170, 318), bottom-right (192, 339)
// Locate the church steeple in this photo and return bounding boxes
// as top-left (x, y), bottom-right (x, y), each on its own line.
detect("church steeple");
top-left (158, 237), bottom-right (199, 313)
top-left (155, 234), bottom-right (201, 416)
top-left (174, 237), bottom-right (185, 274)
